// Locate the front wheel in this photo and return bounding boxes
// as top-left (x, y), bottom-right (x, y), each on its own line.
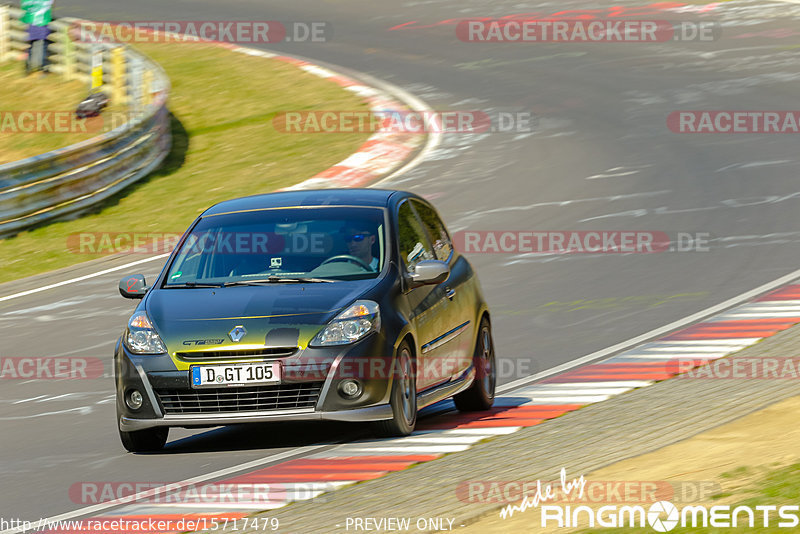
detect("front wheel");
top-left (119, 426), bottom-right (168, 452)
top-left (454, 317), bottom-right (496, 411)
top-left (371, 342), bottom-right (417, 437)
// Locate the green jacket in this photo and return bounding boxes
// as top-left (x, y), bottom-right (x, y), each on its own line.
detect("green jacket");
top-left (20, 0), bottom-right (54, 27)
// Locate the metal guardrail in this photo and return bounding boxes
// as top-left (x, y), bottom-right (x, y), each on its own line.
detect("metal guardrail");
top-left (0, 7), bottom-right (171, 237)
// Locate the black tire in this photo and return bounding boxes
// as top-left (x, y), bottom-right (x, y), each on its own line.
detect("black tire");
top-left (454, 317), bottom-right (496, 411)
top-left (119, 426), bottom-right (168, 452)
top-left (371, 342), bottom-right (417, 437)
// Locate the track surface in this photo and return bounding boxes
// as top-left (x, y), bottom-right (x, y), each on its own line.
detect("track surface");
top-left (3, 0), bottom-right (800, 523)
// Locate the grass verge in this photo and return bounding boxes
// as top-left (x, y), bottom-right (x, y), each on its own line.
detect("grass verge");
top-left (458, 393), bottom-right (800, 534)
top-left (0, 61), bottom-right (106, 163)
top-left (576, 463), bottom-right (800, 533)
top-left (0, 42), bottom-right (370, 284)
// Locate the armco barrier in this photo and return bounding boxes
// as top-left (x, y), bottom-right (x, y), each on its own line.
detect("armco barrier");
top-left (0, 7), bottom-right (171, 237)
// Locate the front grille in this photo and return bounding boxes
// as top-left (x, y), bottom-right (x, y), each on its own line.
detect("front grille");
top-left (176, 347), bottom-right (297, 361)
top-left (155, 382), bottom-right (323, 414)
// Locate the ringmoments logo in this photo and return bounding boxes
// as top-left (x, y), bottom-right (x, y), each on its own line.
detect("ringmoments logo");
top-left (499, 469), bottom-right (800, 530)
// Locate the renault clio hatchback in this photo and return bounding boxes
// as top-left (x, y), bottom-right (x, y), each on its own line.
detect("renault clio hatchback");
top-left (114, 189), bottom-right (495, 452)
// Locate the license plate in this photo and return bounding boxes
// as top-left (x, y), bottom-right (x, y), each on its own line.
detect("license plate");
top-left (191, 362), bottom-right (280, 388)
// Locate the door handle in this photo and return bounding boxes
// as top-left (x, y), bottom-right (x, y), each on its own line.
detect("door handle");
top-left (445, 287), bottom-right (456, 300)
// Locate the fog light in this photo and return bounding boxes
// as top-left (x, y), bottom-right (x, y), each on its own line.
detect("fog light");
top-left (339, 379), bottom-right (362, 399)
top-left (126, 389), bottom-right (143, 410)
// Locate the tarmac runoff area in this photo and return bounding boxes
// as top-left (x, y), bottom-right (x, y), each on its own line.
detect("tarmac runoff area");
top-left (221, 320), bottom-right (800, 533)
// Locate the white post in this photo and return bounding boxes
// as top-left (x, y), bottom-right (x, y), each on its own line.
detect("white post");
top-left (128, 55), bottom-right (143, 116)
top-left (0, 6), bottom-right (10, 64)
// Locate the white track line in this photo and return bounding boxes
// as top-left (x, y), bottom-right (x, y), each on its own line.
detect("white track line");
top-left (523, 380), bottom-right (653, 388)
top-left (517, 388), bottom-right (633, 395)
top-left (717, 312), bottom-right (800, 318)
top-left (631, 346), bottom-right (743, 353)
top-left (0, 67), bottom-right (438, 306)
top-left (0, 444), bottom-right (329, 534)
top-left (358, 71), bottom-right (441, 188)
top-left (519, 396), bottom-right (610, 404)
top-left (5, 51), bottom-right (800, 534)
top-left (0, 254), bottom-right (170, 304)
top-left (497, 267), bottom-right (800, 394)
top-left (416, 428), bottom-right (512, 436)
top-left (611, 353), bottom-right (729, 360)
top-left (331, 445), bottom-right (472, 453)
top-left (642, 339), bottom-right (761, 346)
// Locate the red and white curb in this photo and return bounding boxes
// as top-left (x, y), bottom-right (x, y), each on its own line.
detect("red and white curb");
top-left (207, 44), bottom-right (425, 191)
top-left (0, 36), bottom-right (435, 306)
top-left (71, 23), bottom-right (427, 194)
top-left (43, 284), bottom-right (800, 532)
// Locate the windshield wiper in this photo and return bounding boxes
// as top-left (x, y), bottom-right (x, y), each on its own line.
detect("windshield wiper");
top-left (166, 282), bottom-right (224, 288)
top-left (223, 276), bottom-right (335, 287)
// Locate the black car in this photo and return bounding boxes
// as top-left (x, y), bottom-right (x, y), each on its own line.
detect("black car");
top-left (115, 189), bottom-right (495, 451)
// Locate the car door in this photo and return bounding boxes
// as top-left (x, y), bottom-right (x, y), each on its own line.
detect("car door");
top-left (410, 199), bottom-right (475, 379)
top-left (396, 199), bottom-right (451, 390)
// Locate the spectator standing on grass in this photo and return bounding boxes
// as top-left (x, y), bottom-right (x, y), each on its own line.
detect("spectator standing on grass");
top-left (21, 0), bottom-right (54, 74)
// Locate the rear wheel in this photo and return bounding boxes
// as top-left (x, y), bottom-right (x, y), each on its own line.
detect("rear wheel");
top-left (371, 342), bottom-right (416, 437)
top-left (119, 426), bottom-right (168, 452)
top-left (454, 317), bottom-right (496, 411)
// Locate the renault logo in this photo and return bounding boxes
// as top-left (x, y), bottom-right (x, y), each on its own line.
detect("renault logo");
top-left (228, 325), bottom-right (247, 342)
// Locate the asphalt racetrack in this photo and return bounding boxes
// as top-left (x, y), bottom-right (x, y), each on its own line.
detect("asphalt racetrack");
top-left (3, 0), bottom-right (800, 524)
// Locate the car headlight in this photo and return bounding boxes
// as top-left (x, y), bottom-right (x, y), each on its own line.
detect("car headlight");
top-left (311, 300), bottom-right (381, 346)
top-left (123, 311), bottom-right (167, 354)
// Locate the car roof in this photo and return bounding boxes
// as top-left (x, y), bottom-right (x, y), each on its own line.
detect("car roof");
top-left (201, 188), bottom-right (417, 216)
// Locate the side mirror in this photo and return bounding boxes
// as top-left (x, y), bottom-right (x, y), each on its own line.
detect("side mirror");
top-left (408, 260), bottom-right (449, 287)
top-left (119, 274), bottom-right (147, 299)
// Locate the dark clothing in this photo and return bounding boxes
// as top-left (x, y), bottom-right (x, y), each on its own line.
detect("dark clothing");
top-left (22, 1), bottom-right (53, 72)
top-left (28, 24), bottom-right (50, 40)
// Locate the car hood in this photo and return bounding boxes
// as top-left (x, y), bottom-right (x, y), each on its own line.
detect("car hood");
top-left (145, 281), bottom-right (371, 352)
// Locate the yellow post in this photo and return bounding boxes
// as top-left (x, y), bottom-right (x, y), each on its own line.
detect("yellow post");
top-left (0, 6), bottom-right (9, 64)
top-left (62, 28), bottom-right (75, 80)
top-left (90, 47), bottom-right (103, 92)
top-left (111, 47), bottom-right (125, 106)
top-left (142, 69), bottom-right (153, 108)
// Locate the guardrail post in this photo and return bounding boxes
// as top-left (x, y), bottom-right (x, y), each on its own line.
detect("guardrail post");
top-left (90, 45), bottom-right (103, 92)
top-left (0, 5), bottom-right (9, 63)
top-left (143, 69), bottom-right (153, 108)
top-left (127, 53), bottom-right (142, 115)
top-left (62, 27), bottom-right (75, 80)
top-left (111, 46), bottom-right (125, 105)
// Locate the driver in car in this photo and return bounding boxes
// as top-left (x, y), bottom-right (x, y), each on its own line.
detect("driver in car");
top-left (345, 226), bottom-right (379, 271)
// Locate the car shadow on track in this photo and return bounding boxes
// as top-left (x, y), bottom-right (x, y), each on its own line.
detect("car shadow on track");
top-left (151, 421), bottom-right (371, 454)
top-left (138, 397), bottom-right (532, 454)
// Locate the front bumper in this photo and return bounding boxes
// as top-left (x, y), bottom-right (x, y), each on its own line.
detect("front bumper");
top-left (119, 403), bottom-right (392, 431)
top-left (115, 333), bottom-right (396, 431)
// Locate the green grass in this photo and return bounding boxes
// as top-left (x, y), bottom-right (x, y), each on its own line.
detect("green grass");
top-left (578, 463), bottom-right (800, 533)
top-left (0, 61), bottom-right (109, 163)
top-left (0, 42), bottom-right (370, 283)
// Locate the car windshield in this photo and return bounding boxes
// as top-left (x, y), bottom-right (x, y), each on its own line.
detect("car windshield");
top-left (164, 206), bottom-right (386, 286)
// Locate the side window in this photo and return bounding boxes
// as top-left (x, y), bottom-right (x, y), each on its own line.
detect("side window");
top-left (397, 201), bottom-right (435, 271)
top-left (411, 200), bottom-right (453, 262)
